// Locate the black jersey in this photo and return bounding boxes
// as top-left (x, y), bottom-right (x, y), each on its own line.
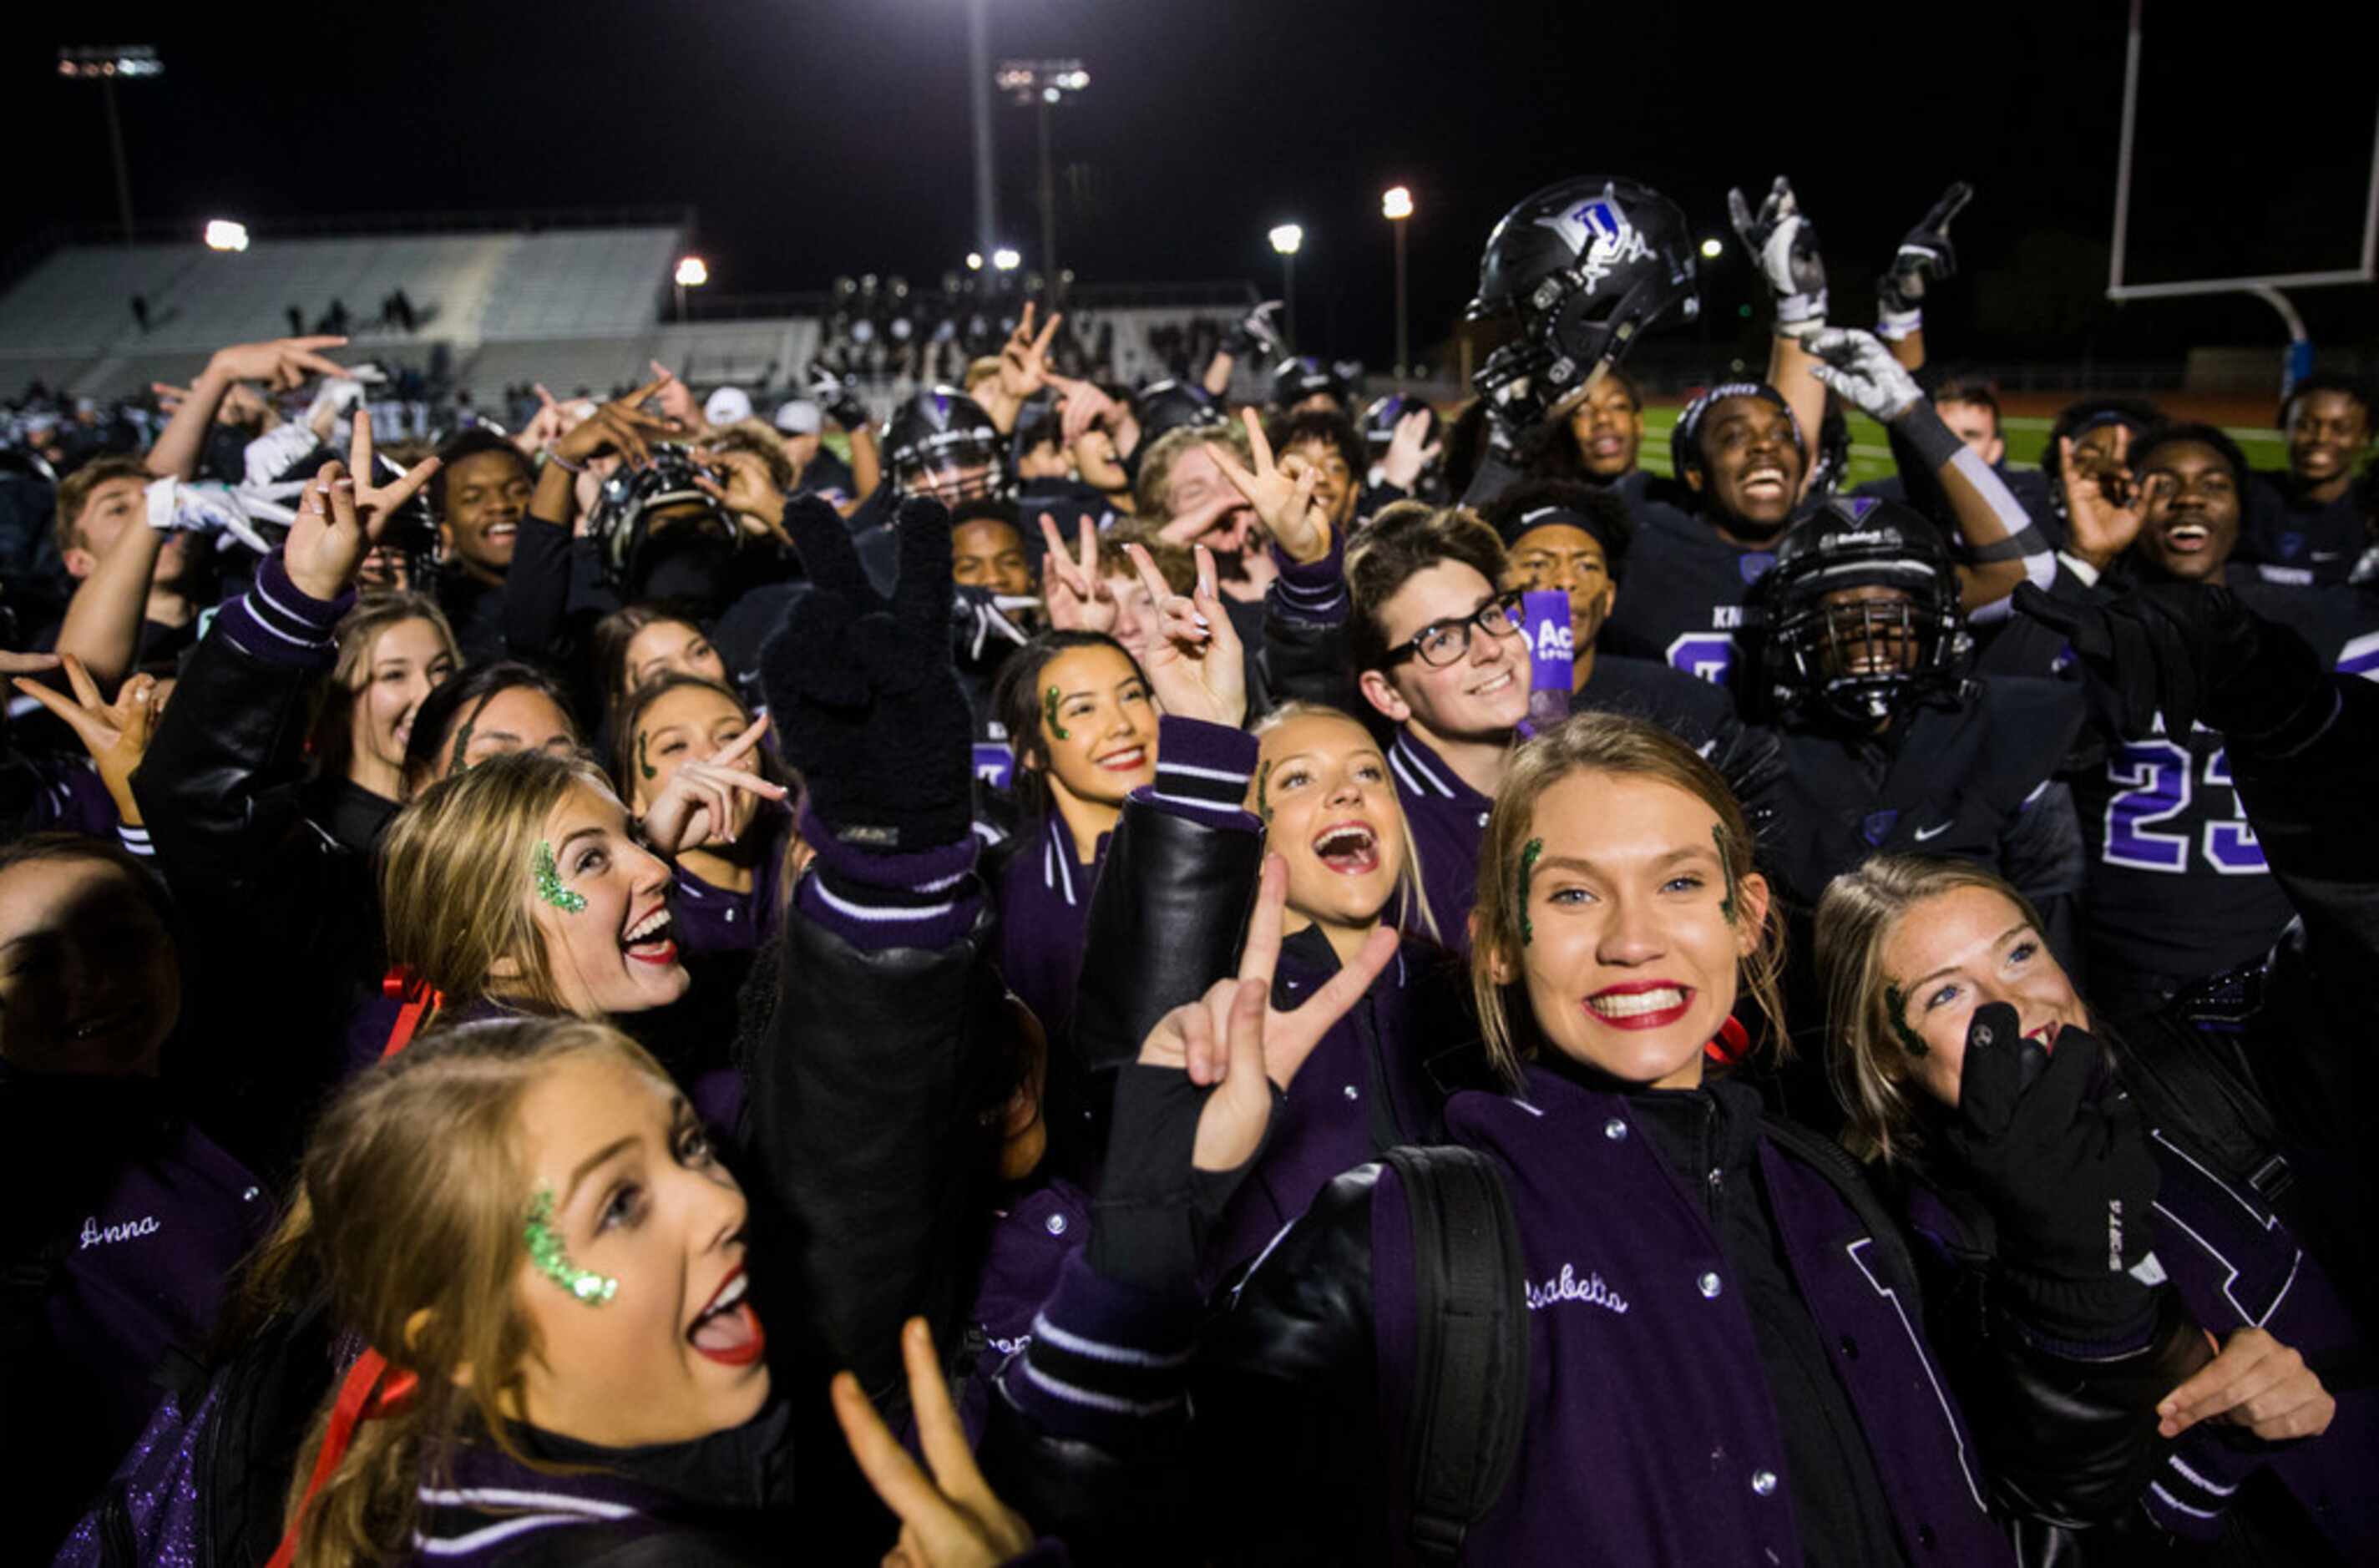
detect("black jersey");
top-left (2071, 579), bottom-right (2379, 1014)
top-left (2236, 473), bottom-right (2365, 587)
top-left (1598, 506), bottom-right (1780, 690)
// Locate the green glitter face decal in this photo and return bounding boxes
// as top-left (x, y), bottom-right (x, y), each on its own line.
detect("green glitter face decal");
top-left (533, 841), bottom-right (588, 915)
top-left (1881, 982), bottom-right (1931, 1058)
top-left (636, 731), bottom-right (658, 781)
top-left (524, 1186), bottom-right (617, 1305)
top-left (1518, 837), bottom-right (1544, 946)
top-left (1043, 685), bottom-right (1070, 741)
top-left (1713, 826), bottom-right (1739, 927)
top-left (1255, 759), bottom-right (1276, 824)
top-left (447, 712), bottom-right (479, 777)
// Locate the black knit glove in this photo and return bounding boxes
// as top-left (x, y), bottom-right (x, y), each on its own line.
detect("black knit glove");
top-left (806, 363), bottom-right (871, 432)
top-left (1089, 1063), bottom-right (1280, 1300)
top-left (1942, 1004), bottom-right (2163, 1342)
top-left (2013, 580), bottom-right (2328, 747)
top-left (758, 493), bottom-right (973, 851)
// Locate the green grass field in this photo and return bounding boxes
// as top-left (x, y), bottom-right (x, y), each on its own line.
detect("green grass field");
top-left (1634, 408), bottom-right (2292, 488)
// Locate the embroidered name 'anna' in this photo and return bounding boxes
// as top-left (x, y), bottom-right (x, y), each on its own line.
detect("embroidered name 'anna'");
top-left (80, 1214), bottom-right (161, 1249)
top-left (1525, 1262), bottom-right (1629, 1314)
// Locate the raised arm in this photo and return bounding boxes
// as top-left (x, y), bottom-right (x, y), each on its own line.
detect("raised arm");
top-left (144, 336), bottom-right (352, 482)
top-left (1731, 176), bottom-right (1831, 488)
top-left (1875, 182), bottom-right (1974, 374)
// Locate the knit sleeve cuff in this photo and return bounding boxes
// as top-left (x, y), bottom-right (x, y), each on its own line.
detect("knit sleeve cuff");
top-left (792, 802), bottom-right (983, 952)
top-left (214, 552), bottom-right (352, 669)
top-left (997, 1249), bottom-right (1198, 1445)
top-left (1266, 529), bottom-right (1348, 625)
top-left (1142, 716), bottom-right (1261, 824)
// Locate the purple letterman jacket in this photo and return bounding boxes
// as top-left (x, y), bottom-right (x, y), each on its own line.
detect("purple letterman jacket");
top-left (668, 807), bottom-right (792, 958)
top-left (995, 807), bottom-right (1101, 1046)
top-left (1384, 726), bottom-right (1494, 949)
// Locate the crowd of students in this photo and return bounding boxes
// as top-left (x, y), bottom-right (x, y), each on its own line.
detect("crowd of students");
top-left (4, 169), bottom-right (2377, 1566)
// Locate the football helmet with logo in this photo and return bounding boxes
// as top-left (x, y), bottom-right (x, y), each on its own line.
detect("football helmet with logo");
top-left (1131, 379), bottom-right (1225, 444)
top-left (1467, 176), bottom-right (1699, 428)
top-left (884, 387), bottom-right (1006, 503)
top-left (1757, 494), bottom-right (1971, 728)
top-left (1269, 356), bottom-right (1359, 414)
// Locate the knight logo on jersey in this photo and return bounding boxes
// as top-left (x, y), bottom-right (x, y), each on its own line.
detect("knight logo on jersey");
top-left (1534, 198), bottom-right (1653, 292)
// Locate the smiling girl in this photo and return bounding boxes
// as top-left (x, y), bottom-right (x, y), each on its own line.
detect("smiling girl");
top-left (309, 595), bottom-right (458, 810)
top-left (613, 675), bottom-right (794, 958)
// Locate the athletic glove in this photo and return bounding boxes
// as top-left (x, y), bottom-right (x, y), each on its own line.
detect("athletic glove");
top-left (806, 363), bottom-right (872, 432)
top-left (1222, 299), bottom-right (1286, 361)
top-left (1941, 1004), bottom-right (2164, 1342)
top-left (2012, 581), bottom-right (2331, 749)
top-left (1089, 1063), bottom-right (1282, 1299)
top-left (757, 493), bottom-right (974, 850)
top-left (1727, 175), bottom-right (1828, 339)
top-left (1877, 181), bottom-right (1974, 339)
top-left (1807, 327), bottom-right (1924, 422)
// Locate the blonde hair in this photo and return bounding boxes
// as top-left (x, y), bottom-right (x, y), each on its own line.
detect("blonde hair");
top-left (1131, 418), bottom-right (1253, 518)
top-left (379, 750), bottom-right (618, 1015)
top-left (1814, 856), bottom-right (2047, 1164)
top-left (1250, 701), bottom-right (1440, 945)
top-left (1468, 711), bottom-right (1783, 1086)
top-left (250, 1019), bottom-right (671, 1566)
top-left (309, 594), bottom-right (458, 783)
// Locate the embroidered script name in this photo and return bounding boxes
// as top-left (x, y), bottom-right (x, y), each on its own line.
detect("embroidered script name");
top-left (80, 1214), bottom-right (161, 1249)
top-left (1526, 1263), bottom-right (1629, 1314)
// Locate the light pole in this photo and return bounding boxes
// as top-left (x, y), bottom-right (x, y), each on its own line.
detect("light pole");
top-left (58, 46), bottom-right (162, 243)
top-left (997, 60), bottom-right (1089, 310)
top-left (1382, 186), bottom-right (1413, 386)
top-left (1269, 223), bottom-right (1304, 350)
top-left (967, 0), bottom-right (997, 266)
top-left (674, 255), bottom-right (709, 322)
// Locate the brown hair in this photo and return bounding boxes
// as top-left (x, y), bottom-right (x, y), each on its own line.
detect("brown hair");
top-left (1468, 711), bottom-right (1783, 1086)
top-left (1345, 501), bottom-right (1508, 674)
top-left (251, 1018), bottom-right (671, 1565)
top-left (1097, 516), bottom-right (1196, 595)
top-left (1813, 856), bottom-right (2047, 1163)
top-left (54, 454), bottom-right (154, 554)
top-left (379, 749), bottom-right (619, 1015)
top-left (308, 594), bottom-right (458, 784)
top-left (1250, 701), bottom-right (1440, 944)
top-left (1130, 417), bottom-right (1253, 518)
top-left (704, 418), bottom-right (797, 493)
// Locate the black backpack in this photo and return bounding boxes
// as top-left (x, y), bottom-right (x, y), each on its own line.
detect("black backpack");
top-left (1381, 1145), bottom-right (1530, 1566)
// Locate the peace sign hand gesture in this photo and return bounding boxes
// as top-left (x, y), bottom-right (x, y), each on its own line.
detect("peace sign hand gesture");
top-left (284, 440), bottom-right (442, 603)
top-left (1038, 512), bottom-right (1116, 634)
top-left (637, 713), bottom-right (791, 856)
top-left (1205, 407), bottom-right (1334, 564)
top-left (1091, 856), bottom-right (1400, 1297)
top-left (832, 1318), bottom-right (1037, 1568)
top-left (997, 302), bottom-right (1063, 403)
top-left (1123, 541), bottom-right (1246, 728)
top-left (11, 655), bottom-right (163, 827)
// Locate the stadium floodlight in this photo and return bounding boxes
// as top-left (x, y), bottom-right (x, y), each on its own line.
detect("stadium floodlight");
top-left (1381, 187), bottom-right (1414, 222)
top-left (997, 60), bottom-right (1090, 308)
top-left (992, 247), bottom-right (1022, 271)
top-left (1268, 224), bottom-right (1304, 257)
top-left (58, 46), bottom-right (161, 242)
top-left (203, 219), bottom-right (250, 253)
top-left (966, 252), bottom-right (985, 271)
top-left (1699, 237), bottom-right (1725, 260)
top-left (675, 255), bottom-right (710, 288)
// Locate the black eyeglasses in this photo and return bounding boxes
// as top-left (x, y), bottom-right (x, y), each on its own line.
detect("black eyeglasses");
top-left (1384, 588), bottom-right (1527, 669)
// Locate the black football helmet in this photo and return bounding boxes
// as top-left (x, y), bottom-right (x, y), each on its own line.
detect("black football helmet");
top-left (585, 446), bottom-right (737, 593)
top-left (1467, 177), bottom-right (1699, 427)
top-left (1269, 356), bottom-right (1358, 413)
top-left (884, 387), bottom-right (1005, 503)
top-left (1759, 495), bottom-right (1972, 729)
top-left (1131, 379), bottom-right (1223, 445)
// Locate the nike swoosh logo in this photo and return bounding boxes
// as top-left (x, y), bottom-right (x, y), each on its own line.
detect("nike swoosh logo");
top-left (1912, 822), bottom-right (1952, 842)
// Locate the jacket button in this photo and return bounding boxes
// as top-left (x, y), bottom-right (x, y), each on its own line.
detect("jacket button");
top-left (1750, 1469), bottom-right (1777, 1496)
top-left (1044, 1212), bottom-right (1068, 1237)
top-left (1839, 1335), bottom-right (1858, 1359)
top-left (1698, 1271), bottom-right (1723, 1299)
top-left (241, 1186), bottom-right (261, 1202)
top-left (1343, 1085), bottom-right (1359, 1100)
top-left (1603, 1118), bottom-right (1627, 1141)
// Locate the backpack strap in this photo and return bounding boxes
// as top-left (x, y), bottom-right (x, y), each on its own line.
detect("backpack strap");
top-left (1383, 1145), bottom-right (1529, 1566)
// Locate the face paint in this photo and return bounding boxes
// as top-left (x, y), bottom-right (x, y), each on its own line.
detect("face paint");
top-left (447, 711), bottom-right (479, 777)
top-left (1517, 837), bottom-right (1543, 946)
top-left (1255, 758), bottom-right (1275, 824)
top-left (534, 840), bottom-right (588, 915)
top-left (1043, 685), bottom-right (1069, 742)
top-left (524, 1186), bottom-right (618, 1305)
top-left (636, 731), bottom-right (657, 781)
top-left (1881, 982), bottom-right (1930, 1058)
top-left (1713, 825), bottom-right (1738, 927)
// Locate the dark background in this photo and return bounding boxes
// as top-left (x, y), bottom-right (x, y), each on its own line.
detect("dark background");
top-left (7, 2), bottom-right (2373, 371)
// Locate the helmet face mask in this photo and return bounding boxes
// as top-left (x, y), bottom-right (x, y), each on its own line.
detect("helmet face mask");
top-left (586, 448), bottom-right (736, 591)
top-left (1468, 177), bottom-right (1700, 427)
top-left (886, 387), bottom-right (1008, 503)
top-left (1761, 496), bottom-right (1972, 731)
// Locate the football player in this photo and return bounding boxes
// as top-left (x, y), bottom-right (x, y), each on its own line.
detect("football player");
top-left (2235, 373), bottom-right (2373, 585)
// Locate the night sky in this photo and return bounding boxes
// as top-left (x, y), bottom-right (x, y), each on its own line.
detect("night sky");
top-left (9, 2), bottom-right (2373, 372)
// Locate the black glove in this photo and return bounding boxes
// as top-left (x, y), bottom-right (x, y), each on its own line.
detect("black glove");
top-left (1941, 1004), bottom-right (2162, 1341)
top-left (757, 494), bottom-right (974, 850)
top-left (1222, 300), bottom-right (1285, 361)
top-left (1088, 1062), bottom-right (1280, 1300)
top-left (806, 363), bottom-right (870, 432)
top-left (1877, 181), bottom-right (1974, 329)
top-left (2012, 580), bottom-right (2329, 747)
